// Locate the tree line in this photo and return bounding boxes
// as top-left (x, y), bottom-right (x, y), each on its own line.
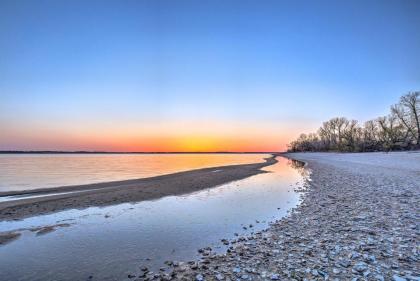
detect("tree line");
top-left (288, 92), bottom-right (420, 152)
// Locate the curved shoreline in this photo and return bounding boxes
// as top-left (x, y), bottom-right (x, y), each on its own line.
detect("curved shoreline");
top-left (0, 155), bottom-right (278, 221)
top-left (150, 152), bottom-right (419, 281)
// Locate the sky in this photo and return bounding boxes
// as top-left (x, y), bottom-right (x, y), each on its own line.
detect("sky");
top-left (1, 0), bottom-right (419, 152)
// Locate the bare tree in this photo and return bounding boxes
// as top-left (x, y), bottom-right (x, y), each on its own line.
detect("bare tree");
top-left (341, 119), bottom-right (360, 151)
top-left (287, 92), bottom-right (419, 153)
top-left (376, 115), bottom-right (404, 151)
top-left (362, 120), bottom-right (379, 151)
top-left (399, 92), bottom-right (419, 146)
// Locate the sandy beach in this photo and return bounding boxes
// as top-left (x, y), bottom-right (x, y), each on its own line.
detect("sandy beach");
top-left (148, 152), bottom-right (420, 281)
top-left (0, 155), bottom-right (277, 221)
top-left (2, 1), bottom-right (418, 280)
top-left (1, 152), bottom-right (419, 280)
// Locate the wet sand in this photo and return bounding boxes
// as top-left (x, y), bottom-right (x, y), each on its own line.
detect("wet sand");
top-left (153, 152), bottom-right (420, 281)
top-left (0, 231), bottom-right (20, 245)
top-left (0, 223), bottom-right (72, 245)
top-left (0, 155), bottom-right (278, 221)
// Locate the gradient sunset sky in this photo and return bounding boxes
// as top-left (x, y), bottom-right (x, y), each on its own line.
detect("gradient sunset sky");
top-left (1, 0), bottom-right (419, 152)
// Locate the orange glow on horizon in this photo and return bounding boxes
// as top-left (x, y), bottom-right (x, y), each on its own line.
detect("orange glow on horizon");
top-left (0, 134), bottom-right (291, 152)
top-left (0, 120), bottom-right (315, 152)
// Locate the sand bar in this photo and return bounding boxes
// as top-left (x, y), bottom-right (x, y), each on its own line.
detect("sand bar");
top-left (0, 155), bottom-right (278, 221)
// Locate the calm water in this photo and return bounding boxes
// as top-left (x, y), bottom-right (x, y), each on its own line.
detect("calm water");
top-left (0, 157), bottom-right (307, 281)
top-left (0, 153), bottom-right (269, 192)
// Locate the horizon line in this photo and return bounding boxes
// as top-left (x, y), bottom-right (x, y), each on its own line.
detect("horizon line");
top-left (0, 150), bottom-right (284, 154)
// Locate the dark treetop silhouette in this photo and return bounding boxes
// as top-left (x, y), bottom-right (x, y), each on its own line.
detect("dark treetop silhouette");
top-left (288, 92), bottom-right (420, 152)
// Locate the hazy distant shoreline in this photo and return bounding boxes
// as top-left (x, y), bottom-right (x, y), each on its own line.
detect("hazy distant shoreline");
top-left (0, 155), bottom-right (278, 221)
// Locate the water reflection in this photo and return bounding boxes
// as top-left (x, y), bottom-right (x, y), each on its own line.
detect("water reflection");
top-left (0, 156), bottom-right (307, 281)
top-left (0, 153), bottom-right (269, 192)
top-left (289, 158), bottom-right (305, 169)
top-left (288, 158), bottom-right (309, 177)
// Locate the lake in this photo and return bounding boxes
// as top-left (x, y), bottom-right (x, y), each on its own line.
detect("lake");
top-left (0, 155), bottom-right (307, 281)
top-left (0, 153), bottom-right (269, 192)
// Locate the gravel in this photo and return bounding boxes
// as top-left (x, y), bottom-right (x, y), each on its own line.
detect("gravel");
top-left (136, 152), bottom-right (420, 281)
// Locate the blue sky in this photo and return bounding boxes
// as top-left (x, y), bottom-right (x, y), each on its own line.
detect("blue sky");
top-left (0, 0), bottom-right (419, 151)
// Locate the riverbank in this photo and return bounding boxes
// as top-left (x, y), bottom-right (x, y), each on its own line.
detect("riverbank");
top-left (150, 152), bottom-right (419, 281)
top-left (0, 155), bottom-right (277, 221)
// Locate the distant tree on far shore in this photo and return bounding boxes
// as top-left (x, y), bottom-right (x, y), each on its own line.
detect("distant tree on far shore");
top-left (288, 92), bottom-right (420, 152)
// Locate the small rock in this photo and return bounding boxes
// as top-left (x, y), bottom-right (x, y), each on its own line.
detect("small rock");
top-left (271, 273), bottom-right (280, 280)
top-left (374, 275), bottom-right (385, 281)
top-left (353, 262), bottom-right (368, 274)
top-left (140, 266), bottom-right (148, 272)
top-left (339, 260), bottom-right (351, 268)
top-left (393, 275), bottom-right (407, 281)
top-left (215, 273), bottom-right (224, 280)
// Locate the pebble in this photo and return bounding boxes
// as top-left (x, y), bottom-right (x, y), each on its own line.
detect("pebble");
top-left (353, 262), bottom-right (368, 273)
top-left (270, 273), bottom-right (280, 280)
top-left (215, 273), bottom-right (224, 280)
top-left (152, 154), bottom-right (420, 281)
top-left (393, 275), bottom-right (407, 281)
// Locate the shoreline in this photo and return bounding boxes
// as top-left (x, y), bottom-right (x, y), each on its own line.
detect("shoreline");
top-left (0, 155), bottom-right (278, 221)
top-left (150, 152), bottom-right (419, 281)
